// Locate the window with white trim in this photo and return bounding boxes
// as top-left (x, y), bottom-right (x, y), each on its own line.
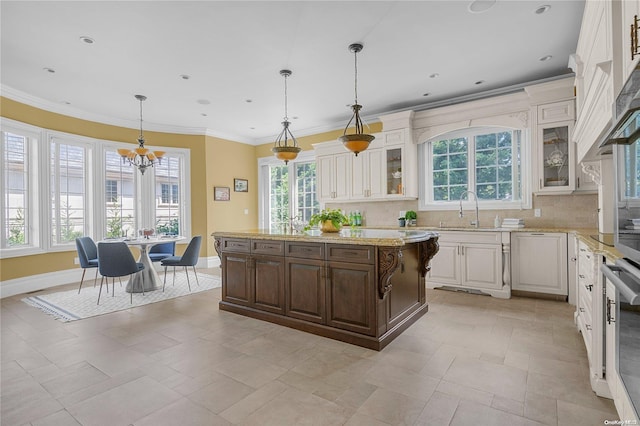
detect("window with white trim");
top-left (0, 117), bottom-right (192, 258)
top-left (420, 126), bottom-right (530, 210)
top-left (104, 150), bottom-right (136, 238)
top-left (155, 155), bottom-right (182, 235)
top-left (50, 138), bottom-right (88, 245)
top-left (1, 128), bottom-right (37, 250)
top-left (258, 151), bottom-right (319, 231)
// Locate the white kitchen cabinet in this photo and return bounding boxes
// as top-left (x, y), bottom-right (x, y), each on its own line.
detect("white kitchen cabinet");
top-left (511, 232), bottom-right (568, 296)
top-left (534, 120), bottom-right (576, 194)
top-left (351, 149), bottom-right (385, 199)
top-left (317, 153), bottom-right (351, 202)
top-left (618, 0), bottom-right (640, 87)
top-left (605, 278), bottom-right (618, 401)
top-left (427, 231), bottom-right (509, 299)
top-left (313, 127), bottom-right (418, 202)
top-left (572, 0), bottom-right (615, 162)
top-left (574, 239), bottom-right (610, 397)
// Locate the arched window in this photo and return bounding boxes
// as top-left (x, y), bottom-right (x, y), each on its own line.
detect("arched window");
top-left (419, 126), bottom-right (531, 211)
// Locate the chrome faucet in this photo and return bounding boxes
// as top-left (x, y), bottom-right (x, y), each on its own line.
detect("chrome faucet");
top-left (459, 190), bottom-right (479, 228)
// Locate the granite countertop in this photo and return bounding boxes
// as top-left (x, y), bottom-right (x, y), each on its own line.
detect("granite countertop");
top-left (212, 226), bottom-right (624, 259)
top-left (212, 228), bottom-right (439, 246)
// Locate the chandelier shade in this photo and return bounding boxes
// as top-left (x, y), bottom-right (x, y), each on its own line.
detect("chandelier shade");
top-left (339, 43), bottom-right (374, 156)
top-left (117, 95), bottom-right (165, 175)
top-left (272, 69), bottom-right (301, 164)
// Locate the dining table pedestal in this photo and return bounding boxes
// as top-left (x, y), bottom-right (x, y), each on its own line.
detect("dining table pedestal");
top-left (123, 237), bottom-right (183, 293)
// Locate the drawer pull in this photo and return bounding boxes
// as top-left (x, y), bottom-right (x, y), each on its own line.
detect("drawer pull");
top-left (606, 297), bottom-right (616, 324)
top-left (585, 324), bottom-right (592, 331)
top-left (579, 307), bottom-right (585, 312)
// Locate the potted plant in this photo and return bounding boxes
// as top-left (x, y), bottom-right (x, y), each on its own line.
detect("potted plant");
top-left (405, 210), bottom-right (417, 226)
top-left (398, 217), bottom-right (406, 227)
top-left (309, 208), bottom-right (349, 233)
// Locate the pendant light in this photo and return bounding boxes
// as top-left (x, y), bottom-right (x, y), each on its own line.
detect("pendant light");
top-left (339, 43), bottom-right (375, 156)
top-left (272, 69), bottom-right (301, 164)
top-left (117, 95), bottom-right (165, 175)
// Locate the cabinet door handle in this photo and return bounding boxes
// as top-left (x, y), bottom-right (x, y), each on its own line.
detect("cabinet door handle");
top-left (579, 307), bottom-right (585, 312)
top-left (606, 297), bottom-right (616, 324)
top-left (579, 274), bottom-right (585, 279)
top-left (577, 177), bottom-right (580, 188)
top-left (585, 284), bottom-right (593, 292)
top-left (586, 324), bottom-right (592, 331)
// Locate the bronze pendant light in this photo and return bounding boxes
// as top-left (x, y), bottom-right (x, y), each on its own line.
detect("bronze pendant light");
top-left (339, 43), bottom-right (375, 156)
top-left (272, 69), bottom-right (301, 164)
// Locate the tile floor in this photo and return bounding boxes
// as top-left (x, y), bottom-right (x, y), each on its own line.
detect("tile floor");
top-left (1, 267), bottom-right (619, 425)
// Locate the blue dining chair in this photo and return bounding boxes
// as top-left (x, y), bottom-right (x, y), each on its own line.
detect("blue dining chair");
top-left (75, 237), bottom-right (100, 294)
top-left (161, 236), bottom-right (202, 292)
top-left (148, 241), bottom-right (175, 262)
top-left (97, 242), bottom-right (144, 304)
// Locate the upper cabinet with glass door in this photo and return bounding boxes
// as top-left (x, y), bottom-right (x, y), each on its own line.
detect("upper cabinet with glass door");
top-left (534, 100), bottom-right (576, 194)
top-left (380, 129), bottom-right (418, 199)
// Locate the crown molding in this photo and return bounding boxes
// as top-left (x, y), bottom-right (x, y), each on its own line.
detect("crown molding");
top-left (1, 85), bottom-right (256, 145)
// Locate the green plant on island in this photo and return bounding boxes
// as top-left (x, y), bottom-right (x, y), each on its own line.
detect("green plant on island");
top-left (309, 208), bottom-right (349, 229)
top-left (405, 210), bottom-right (417, 221)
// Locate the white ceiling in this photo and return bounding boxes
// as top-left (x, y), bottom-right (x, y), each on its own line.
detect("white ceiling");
top-left (1, 1), bottom-right (584, 145)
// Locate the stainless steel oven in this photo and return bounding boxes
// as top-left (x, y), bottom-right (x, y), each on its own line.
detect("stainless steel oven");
top-left (600, 66), bottom-right (640, 421)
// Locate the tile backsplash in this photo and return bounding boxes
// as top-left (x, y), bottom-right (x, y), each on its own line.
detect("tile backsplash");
top-left (327, 193), bottom-right (598, 229)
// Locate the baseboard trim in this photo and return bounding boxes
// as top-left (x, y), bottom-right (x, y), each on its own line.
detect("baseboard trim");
top-left (0, 256), bottom-right (220, 299)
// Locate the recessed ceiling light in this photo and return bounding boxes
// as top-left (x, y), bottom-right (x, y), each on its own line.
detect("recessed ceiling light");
top-left (250, 127), bottom-right (256, 130)
top-left (423, 93), bottom-right (431, 97)
top-left (475, 80), bottom-right (485, 85)
top-left (180, 74), bottom-right (190, 80)
top-left (245, 99), bottom-right (253, 103)
top-left (468, 0), bottom-right (496, 14)
top-left (43, 67), bottom-right (55, 73)
top-left (539, 55), bottom-right (553, 62)
top-left (201, 113), bottom-right (207, 117)
top-left (197, 99), bottom-right (210, 105)
top-left (60, 100), bottom-right (71, 105)
top-left (292, 116), bottom-right (299, 120)
top-left (429, 73), bottom-right (439, 79)
top-left (535, 5), bottom-right (551, 14)
top-left (79, 36), bottom-right (95, 44)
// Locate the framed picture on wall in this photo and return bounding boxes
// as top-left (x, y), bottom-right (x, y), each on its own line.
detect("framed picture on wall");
top-left (214, 186), bottom-right (230, 201)
top-left (234, 178), bottom-right (248, 192)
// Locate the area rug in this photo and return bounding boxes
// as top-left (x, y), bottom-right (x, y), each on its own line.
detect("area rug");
top-left (22, 272), bottom-right (221, 322)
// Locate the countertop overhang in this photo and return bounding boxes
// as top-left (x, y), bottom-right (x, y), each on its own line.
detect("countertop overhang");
top-left (212, 228), bottom-right (439, 246)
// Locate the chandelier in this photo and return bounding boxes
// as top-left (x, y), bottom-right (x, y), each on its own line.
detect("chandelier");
top-left (271, 69), bottom-right (301, 164)
top-left (338, 43), bottom-right (375, 156)
top-left (117, 95), bottom-right (165, 175)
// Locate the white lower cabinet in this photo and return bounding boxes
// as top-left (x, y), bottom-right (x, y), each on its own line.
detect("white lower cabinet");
top-left (427, 231), bottom-right (510, 299)
top-left (574, 239), bottom-right (610, 397)
top-left (511, 232), bottom-right (568, 296)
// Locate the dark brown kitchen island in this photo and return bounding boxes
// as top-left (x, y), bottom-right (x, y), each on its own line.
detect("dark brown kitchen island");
top-left (212, 228), bottom-right (439, 350)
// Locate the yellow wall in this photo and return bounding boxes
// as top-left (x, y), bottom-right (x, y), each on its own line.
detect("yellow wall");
top-left (0, 97), bottom-right (257, 281)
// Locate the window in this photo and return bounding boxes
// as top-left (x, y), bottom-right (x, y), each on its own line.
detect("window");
top-left (1, 129), bottom-right (36, 249)
top-left (50, 139), bottom-right (87, 245)
top-left (420, 127), bottom-right (530, 210)
top-left (155, 155), bottom-right (183, 235)
top-left (104, 150), bottom-right (136, 238)
top-left (105, 180), bottom-right (118, 203)
top-left (258, 151), bottom-right (319, 231)
top-left (0, 117), bottom-right (192, 258)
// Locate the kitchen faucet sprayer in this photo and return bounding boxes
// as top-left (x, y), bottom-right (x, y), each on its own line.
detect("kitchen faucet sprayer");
top-left (459, 190), bottom-right (480, 228)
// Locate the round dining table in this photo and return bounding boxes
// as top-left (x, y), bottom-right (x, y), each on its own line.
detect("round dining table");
top-left (123, 236), bottom-right (185, 293)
